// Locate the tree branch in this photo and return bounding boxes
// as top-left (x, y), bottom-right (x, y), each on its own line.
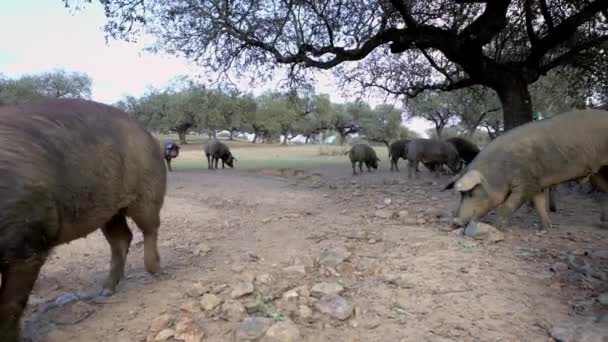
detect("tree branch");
top-left (458, 0), bottom-right (511, 46)
top-left (539, 35), bottom-right (608, 74)
top-left (528, 0), bottom-right (608, 66)
top-left (388, 0), bottom-right (418, 28)
top-left (419, 48), bottom-right (453, 83)
top-left (539, 0), bottom-right (554, 31)
top-left (524, 0), bottom-right (537, 45)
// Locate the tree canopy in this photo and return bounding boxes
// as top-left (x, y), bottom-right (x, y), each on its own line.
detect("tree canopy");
top-left (66, 0), bottom-right (608, 131)
top-left (0, 69), bottom-right (92, 105)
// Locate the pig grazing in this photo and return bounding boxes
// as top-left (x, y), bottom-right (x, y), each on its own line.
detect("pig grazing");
top-left (348, 144), bottom-right (380, 175)
top-left (445, 137), bottom-right (480, 165)
top-left (406, 139), bottom-right (462, 179)
top-left (164, 140), bottom-right (180, 172)
top-left (444, 109), bottom-right (608, 231)
top-left (204, 139), bottom-right (236, 169)
top-left (0, 98), bottom-right (166, 342)
top-left (389, 139), bottom-right (410, 171)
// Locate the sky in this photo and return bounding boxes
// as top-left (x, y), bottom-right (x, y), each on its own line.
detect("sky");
top-left (0, 0), bottom-right (432, 136)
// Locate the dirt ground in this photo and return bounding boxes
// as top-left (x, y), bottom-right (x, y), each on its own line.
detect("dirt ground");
top-left (21, 154), bottom-right (608, 341)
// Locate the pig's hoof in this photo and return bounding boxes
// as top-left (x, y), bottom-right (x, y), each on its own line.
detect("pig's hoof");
top-left (98, 289), bottom-right (114, 297)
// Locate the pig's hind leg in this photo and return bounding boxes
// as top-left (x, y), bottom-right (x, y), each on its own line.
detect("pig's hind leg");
top-left (100, 213), bottom-right (133, 296)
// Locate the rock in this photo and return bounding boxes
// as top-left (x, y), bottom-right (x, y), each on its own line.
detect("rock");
top-left (232, 264), bottom-right (245, 273)
top-left (598, 293), bottom-right (608, 306)
top-left (221, 300), bottom-right (247, 321)
top-left (261, 320), bottom-right (302, 342)
top-left (425, 208), bottom-right (445, 218)
top-left (382, 274), bottom-right (415, 289)
top-left (549, 320), bottom-right (608, 342)
top-left (154, 329), bottom-right (175, 341)
top-left (397, 210), bottom-right (409, 218)
top-left (384, 198), bottom-right (392, 205)
top-left (591, 250), bottom-right (608, 259)
top-left (256, 273), bottom-right (272, 284)
top-left (200, 293), bottom-right (223, 311)
top-left (186, 283), bottom-right (210, 297)
top-left (298, 305), bottom-right (313, 319)
top-left (374, 209), bottom-right (395, 219)
top-left (194, 243), bottom-right (211, 256)
top-left (449, 228), bottom-right (464, 236)
top-left (282, 290), bottom-right (299, 301)
top-left (464, 221), bottom-right (504, 242)
top-left (149, 314), bottom-right (173, 334)
top-left (314, 295), bottom-right (354, 320)
top-left (311, 282), bottom-right (345, 297)
top-left (174, 316), bottom-right (205, 342)
top-left (179, 300), bottom-right (201, 314)
top-left (294, 285), bottom-right (310, 298)
top-left (283, 265), bottom-right (306, 275)
top-left (231, 282), bottom-right (255, 299)
top-left (566, 255), bottom-right (605, 279)
top-left (319, 247), bottom-right (351, 267)
top-left (551, 262), bottom-right (569, 273)
top-left (237, 317), bottom-right (273, 340)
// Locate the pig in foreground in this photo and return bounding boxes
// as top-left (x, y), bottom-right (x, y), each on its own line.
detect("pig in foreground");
top-left (389, 139), bottom-right (410, 172)
top-left (0, 98), bottom-right (167, 342)
top-left (348, 144), bottom-right (380, 175)
top-left (406, 138), bottom-right (462, 179)
top-left (164, 140), bottom-right (180, 172)
top-left (445, 136), bottom-right (480, 165)
top-left (204, 139), bottom-right (236, 169)
top-left (444, 109), bottom-right (608, 231)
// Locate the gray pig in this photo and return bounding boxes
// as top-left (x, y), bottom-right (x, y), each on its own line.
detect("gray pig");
top-left (444, 136), bottom-right (480, 165)
top-left (0, 98), bottom-right (167, 342)
top-left (204, 139), bottom-right (236, 170)
top-left (444, 109), bottom-right (608, 231)
top-left (406, 139), bottom-right (462, 179)
top-left (164, 140), bottom-right (180, 172)
top-left (348, 144), bottom-right (380, 175)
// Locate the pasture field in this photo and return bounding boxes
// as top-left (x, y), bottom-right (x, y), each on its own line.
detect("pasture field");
top-left (22, 140), bottom-right (608, 341)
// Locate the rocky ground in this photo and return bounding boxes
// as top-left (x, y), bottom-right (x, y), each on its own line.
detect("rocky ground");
top-left (22, 164), bottom-right (608, 342)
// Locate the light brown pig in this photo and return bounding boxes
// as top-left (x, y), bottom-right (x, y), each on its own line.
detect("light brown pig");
top-left (444, 109), bottom-right (608, 231)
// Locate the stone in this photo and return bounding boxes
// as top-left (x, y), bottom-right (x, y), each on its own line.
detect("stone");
top-left (314, 295), bottom-right (354, 320)
top-left (221, 300), bottom-right (247, 321)
top-left (237, 317), bottom-right (273, 340)
top-left (194, 243), bottom-right (211, 256)
top-left (231, 282), bottom-right (255, 299)
top-left (464, 221), bottom-right (504, 242)
top-left (282, 290), bottom-right (299, 300)
top-left (298, 305), bottom-right (313, 319)
top-left (154, 329), bottom-right (175, 341)
top-left (384, 198), bottom-right (392, 205)
top-left (591, 250), bottom-right (608, 260)
top-left (149, 314), bottom-right (173, 334)
top-left (200, 293), bottom-right (223, 311)
top-left (382, 274), bottom-right (415, 289)
top-left (179, 300), bottom-right (201, 314)
top-left (311, 282), bottom-right (345, 297)
top-left (256, 273), bottom-right (272, 284)
top-left (397, 210), bottom-right (409, 218)
top-left (319, 247), bottom-right (351, 267)
top-left (174, 316), bottom-right (205, 342)
top-left (551, 262), bottom-right (569, 273)
top-left (186, 283), bottom-right (210, 297)
top-left (282, 265), bottom-right (306, 275)
top-left (261, 320), bottom-right (302, 342)
top-left (598, 293), bottom-right (608, 306)
top-left (550, 320), bottom-right (608, 342)
top-left (232, 264), bottom-right (245, 273)
top-left (374, 209), bottom-right (395, 219)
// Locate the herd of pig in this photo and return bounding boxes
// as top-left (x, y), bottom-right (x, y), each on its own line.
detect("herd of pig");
top-left (0, 98), bottom-right (607, 342)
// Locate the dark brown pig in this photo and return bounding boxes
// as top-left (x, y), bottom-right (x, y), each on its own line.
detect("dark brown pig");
top-left (348, 144), bottom-right (380, 175)
top-left (164, 140), bottom-right (180, 172)
top-left (204, 139), bottom-right (236, 169)
top-left (443, 109), bottom-right (608, 231)
top-left (0, 98), bottom-right (167, 342)
top-left (406, 139), bottom-right (462, 179)
top-left (389, 139), bottom-right (410, 172)
top-left (445, 137), bottom-right (480, 165)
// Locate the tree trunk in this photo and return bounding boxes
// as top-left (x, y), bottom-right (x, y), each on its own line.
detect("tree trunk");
top-left (229, 130), bottom-right (234, 140)
top-left (252, 132), bottom-right (258, 143)
top-left (177, 130), bottom-right (188, 144)
top-left (435, 125), bottom-right (443, 139)
top-left (209, 130), bottom-right (217, 139)
top-left (282, 132), bottom-right (288, 145)
top-left (495, 77), bottom-right (534, 131)
top-left (338, 132), bottom-right (347, 145)
top-left (305, 135), bottom-right (310, 144)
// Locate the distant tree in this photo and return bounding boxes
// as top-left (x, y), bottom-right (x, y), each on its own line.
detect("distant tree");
top-left (0, 69), bottom-right (92, 105)
top-left (406, 91), bottom-right (460, 138)
top-left (360, 104), bottom-right (403, 147)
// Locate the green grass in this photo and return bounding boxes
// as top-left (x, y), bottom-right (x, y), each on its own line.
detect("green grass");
top-left (170, 156), bottom-right (345, 170)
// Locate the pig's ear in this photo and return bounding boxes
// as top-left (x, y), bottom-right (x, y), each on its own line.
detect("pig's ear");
top-left (453, 170), bottom-right (483, 192)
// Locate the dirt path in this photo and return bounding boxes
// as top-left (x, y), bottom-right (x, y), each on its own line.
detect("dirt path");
top-left (23, 165), bottom-right (608, 341)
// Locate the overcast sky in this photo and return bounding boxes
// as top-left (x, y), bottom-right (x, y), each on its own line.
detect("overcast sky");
top-left (0, 0), bottom-right (432, 136)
